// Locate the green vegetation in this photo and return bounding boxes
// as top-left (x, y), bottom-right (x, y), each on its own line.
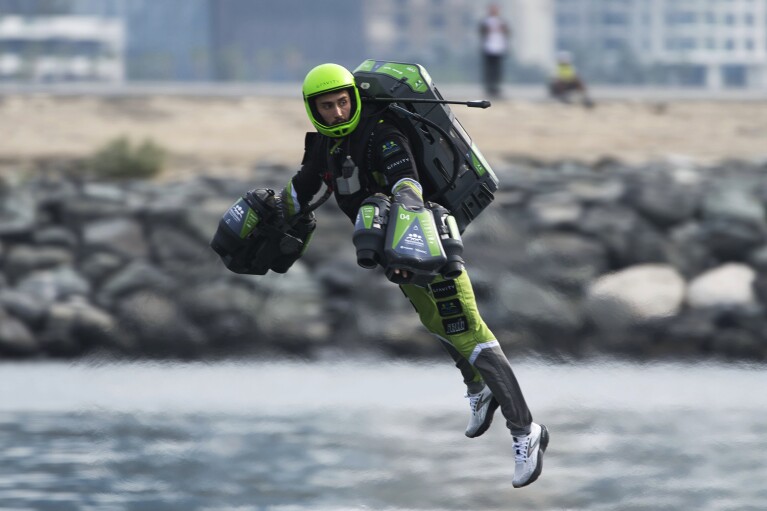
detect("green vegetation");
top-left (86, 136), bottom-right (166, 179)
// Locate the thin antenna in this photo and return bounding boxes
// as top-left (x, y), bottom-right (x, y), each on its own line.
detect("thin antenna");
top-left (363, 97), bottom-right (492, 109)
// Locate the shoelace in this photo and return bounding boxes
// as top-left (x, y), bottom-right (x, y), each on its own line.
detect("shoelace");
top-left (512, 435), bottom-right (530, 463)
top-left (466, 393), bottom-right (482, 415)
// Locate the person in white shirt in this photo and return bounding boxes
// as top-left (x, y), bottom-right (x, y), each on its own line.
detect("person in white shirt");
top-left (479, 3), bottom-right (511, 97)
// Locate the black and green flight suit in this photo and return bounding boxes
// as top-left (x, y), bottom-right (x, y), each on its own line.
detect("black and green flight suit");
top-left (282, 109), bottom-right (533, 435)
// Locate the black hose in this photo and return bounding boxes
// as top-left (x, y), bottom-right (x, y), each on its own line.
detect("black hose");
top-left (300, 184), bottom-right (333, 216)
top-left (386, 103), bottom-right (463, 203)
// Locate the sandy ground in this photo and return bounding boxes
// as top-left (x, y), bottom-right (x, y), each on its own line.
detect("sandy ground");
top-left (1, 94), bottom-right (767, 181)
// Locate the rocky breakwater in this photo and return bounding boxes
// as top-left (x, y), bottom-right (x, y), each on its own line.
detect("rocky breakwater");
top-left (1, 158), bottom-right (767, 362)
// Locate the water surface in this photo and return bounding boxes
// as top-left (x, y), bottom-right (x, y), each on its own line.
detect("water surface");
top-left (0, 359), bottom-right (764, 510)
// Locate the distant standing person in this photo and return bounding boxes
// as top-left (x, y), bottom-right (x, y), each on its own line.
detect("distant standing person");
top-left (479, 3), bottom-right (511, 97)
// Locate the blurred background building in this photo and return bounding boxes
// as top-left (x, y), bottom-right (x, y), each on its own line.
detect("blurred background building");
top-left (0, 0), bottom-right (765, 88)
top-left (0, 0), bottom-right (123, 82)
top-left (555, 0), bottom-right (767, 88)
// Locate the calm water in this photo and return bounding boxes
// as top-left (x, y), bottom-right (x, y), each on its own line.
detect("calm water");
top-left (0, 359), bottom-right (765, 511)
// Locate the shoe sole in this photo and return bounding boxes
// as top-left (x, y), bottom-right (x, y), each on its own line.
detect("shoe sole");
top-left (465, 397), bottom-right (500, 438)
top-left (513, 425), bottom-right (549, 488)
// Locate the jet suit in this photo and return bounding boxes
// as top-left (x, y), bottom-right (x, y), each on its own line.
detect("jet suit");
top-left (281, 108), bottom-right (534, 436)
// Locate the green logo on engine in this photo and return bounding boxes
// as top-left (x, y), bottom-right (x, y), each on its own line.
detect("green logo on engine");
top-left (391, 206), bottom-right (442, 257)
top-left (361, 204), bottom-right (375, 229)
top-left (240, 208), bottom-right (259, 238)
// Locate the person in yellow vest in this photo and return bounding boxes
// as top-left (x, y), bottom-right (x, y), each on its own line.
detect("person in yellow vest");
top-left (549, 52), bottom-right (594, 108)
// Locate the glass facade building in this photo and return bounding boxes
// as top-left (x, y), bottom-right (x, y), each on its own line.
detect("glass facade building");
top-left (555, 0), bottom-right (767, 87)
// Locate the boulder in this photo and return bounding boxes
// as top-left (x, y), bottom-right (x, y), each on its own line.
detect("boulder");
top-left (700, 219), bottom-right (767, 261)
top-left (628, 176), bottom-right (700, 227)
top-left (748, 244), bottom-right (767, 271)
top-left (79, 251), bottom-right (126, 284)
top-left (352, 272), bottom-right (428, 351)
top-left (39, 298), bottom-right (120, 356)
top-left (0, 289), bottom-right (47, 329)
top-left (666, 222), bottom-right (715, 278)
top-left (699, 187), bottom-right (767, 259)
top-left (496, 272), bottom-right (584, 333)
top-left (115, 290), bottom-right (207, 356)
top-left (178, 280), bottom-right (264, 347)
top-left (0, 306), bottom-right (38, 356)
top-left (59, 195), bottom-right (134, 225)
top-left (687, 263), bottom-right (757, 308)
top-left (0, 186), bottom-right (36, 238)
top-left (585, 264), bottom-right (686, 330)
top-left (579, 204), bottom-right (669, 266)
top-left (525, 232), bottom-right (608, 293)
top-left (3, 245), bottom-right (74, 278)
top-left (148, 224), bottom-right (210, 265)
top-left (32, 227), bottom-right (78, 248)
top-left (98, 260), bottom-right (178, 306)
top-left (314, 252), bottom-right (362, 294)
top-left (527, 192), bottom-right (582, 229)
top-left (255, 262), bottom-right (330, 345)
top-left (16, 267), bottom-right (91, 303)
top-left (183, 196), bottom-right (236, 243)
top-left (82, 217), bottom-right (149, 258)
top-left (701, 186), bottom-right (765, 224)
top-left (566, 177), bottom-right (625, 204)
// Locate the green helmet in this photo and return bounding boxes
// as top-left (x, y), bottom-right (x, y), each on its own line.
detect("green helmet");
top-left (302, 63), bottom-right (361, 138)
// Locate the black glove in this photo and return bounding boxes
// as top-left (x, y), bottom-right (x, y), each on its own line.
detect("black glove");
top-left (391, 178), bottom-right (424, 210)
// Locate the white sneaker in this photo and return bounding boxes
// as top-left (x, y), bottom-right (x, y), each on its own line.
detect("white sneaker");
top-left (464, 385), bottom-right (499, 438)
top-left (512, 422), bottom-right (549, 488)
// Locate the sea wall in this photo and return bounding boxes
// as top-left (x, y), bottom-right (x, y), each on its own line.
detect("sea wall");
top-left (1, 158), bottom-right (767, 361)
